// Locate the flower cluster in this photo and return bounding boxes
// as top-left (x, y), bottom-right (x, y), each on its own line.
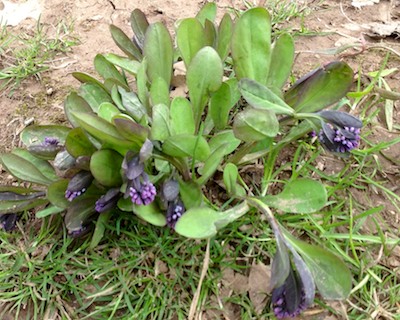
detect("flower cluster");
top-left (65, 171), bottom-right (94, 201)
top-left (0, 213), bottom-right (18, 231)
top-left (95, 188), bottom-right (121, 213)
top-left (316, 110), bottom-right (362, 154)
top-left (271, 268), bottom-right (307, 318)
top-left (161, 179), bottom-right (185, 228)
top-left (122, 152), bottom-right (156, 206)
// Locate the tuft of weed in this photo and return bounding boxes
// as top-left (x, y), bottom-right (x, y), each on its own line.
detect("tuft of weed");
top-left (0, 19), bottom-right (79, 94)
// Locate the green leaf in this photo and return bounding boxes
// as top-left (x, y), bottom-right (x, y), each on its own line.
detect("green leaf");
top-left (94, 54), bottom-right (127, 85)
top-left (79, 83), bottom-right (113, 112)
top-left (90, 149), bottom-right (123, 187)
top-left (103, 53), bottom-right (140, 75)
top-left (284, 233), bottom-right (352, 300)
top-left (130, 9), bottom-right (149, 50)
top-left (208, 130), bottom-right (241, 155)
top-left (103, 78), bottom-right (130, 92)
top-left (284, 61), bottom-right (354, 113)
top-left (98, 102), bottom-right (121, 122)
top-left (231, 8), bottom-right (271, 84)
top-left (72, 112), bottom-right (133, 152)
top-left (262, 178), bottom-right (327, 213)
top-left (216, 13), bottom-right (233, 61)
top-left (209, 79), bottom-right (240, 130)
top-left (136, 58), bottom-right (150, 112)
top-left (12, 149), bottom-right (58, 182)
top-left (187, 46), bottom-right (223, 129)
top-left (118, 86), bottom-right (147, 122)
top-left (65, 197), bottom-right (97, 234)
top-left (196, 2), bottom-right (217, 25)
top-left (110, 24), bottom-right (142, 60)
top-left (233, 107), bottom-right (279, 142)
top-left (267, 33), bottom-right (294, 89)
top-left (175, 202), bottom-right (250, 239)
top-left (65, 127), bottom-right (97, 158)
top-left (90, 210), bottom-right (112, 249)
top-left (222, 163), bottom-right (245, 197)
top-left (151, 104), bottom-right (171, 141)
top-left (178, 180), bottom-right (202, 209)
top-left (132, 202), bottom-right (166, 226)
top-left (239, 78), bottom-right (295, 115)
top-left (35, 205), bottom-right (65, 218)
top-left (47, 179), bottom-right (69, 209)
top-left (175, 207), bottom-right (219, 238)
top-left (20, 125), bottom-right (70, 147)
top-left (64, 92), bottom-right (93, 127)
top-left (0, 198), bottom-right (48, 214)
top-left (143, 22), bottom-right (173, 86)
top-left (150, 76), bottom-right (170, 106)
top-left (113, 116), bottom-right (149, 145)
top-left (162, 134), bottom-right (210, 161)
top-left (72, 72), bottom-right (108, 91)
top-left (197, 143), bottom-right (231, 185)
top-left (177, 18), bottom-right (206, 68)
top-left (204, 20), bottom-right (216, 47)
top-left (170, 97), bottom-right (195, 135)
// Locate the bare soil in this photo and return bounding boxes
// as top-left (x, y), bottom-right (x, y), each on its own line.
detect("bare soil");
top-left (0, 0), bottom-right (399, 319)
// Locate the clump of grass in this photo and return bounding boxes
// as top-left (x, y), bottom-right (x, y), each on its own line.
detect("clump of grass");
top-left (0, 19), bottom-right (79, 93)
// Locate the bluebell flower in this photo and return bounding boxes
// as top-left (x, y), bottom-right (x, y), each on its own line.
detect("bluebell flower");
top-left (166, 199), bottom-right (185, 228)
top-left (122, 152), bottom-right (156, 206)
top-left (43, 137), bottom-right (60, 146)
top-left (161, 179), bottom-right (185, 228)
top-left (0, 213), bottom-right (18, 231)
top-left (68, 225), bottom-right (89, 238)
top-left (271, 267), bottom-right (308, 318)
top-left (65, 171), bottom-right (94, 201)
top-left (317, 110), bottom-right (362, 154)
top-left (28, 137), bottom-right (63, 160)
top-left (95, 188), bottom-right (120, 213)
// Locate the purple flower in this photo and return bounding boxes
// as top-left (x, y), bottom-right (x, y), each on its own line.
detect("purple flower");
top-left (43, 137), bottom-right (60, 146)
top-left (95, 188), bottom-right (121, 213)
top-left (317, 110), bottom-right (362, 154)
top-left (129, 180), bottom-right (156, 205)
top-left (272, 268), bottom-right (307, 318)
top-left (122, 151), bottom-right (156, 206)
top-left (166, 200), bottom-right (185, 228)
top-left (65, 171), bottom-right (94, 201)
top-left (161, 179), bottom-right (185, 228)
top-left (68, 225), bottom-right (89, 238)
top-left (0, 213), bottom-right (18, 231)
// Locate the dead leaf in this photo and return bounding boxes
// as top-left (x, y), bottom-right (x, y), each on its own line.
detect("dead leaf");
top-left (0, 0), bottom-right (41, 26)
top-left (248, 262), bottom-right (271, 315)
top-left (351, 0), bottom-right (380, 9)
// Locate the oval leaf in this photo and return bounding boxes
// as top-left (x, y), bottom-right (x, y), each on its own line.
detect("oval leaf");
top-left (143, 22), bottom-right (173, 86)
top-left (90, 149), bottom-right (123, 187)
top-left (177, 18), bottom-right (206, 68)
top-left (170, 97), bottom-right (195, 135)
top-left (21, 125), bottom-right (70, 147)
top-left (187, 46), bottom-right (223, 128)
top-left (239, 78), bottom-right (294, 115)
top-left (267, 33), bottom-right (295, 89)
top-left (284, 61), bottom-right (354, 113)
top-left (233, 107), bottom-right (279, 142)
top-left (231, 8), bottom-right (271, 84)
top-left (162, 134), bottom-right (210, 161)
top-left (132, 202), bottom-right (166, 227)
top-left (262, 178), bottom-right (327, 213)
top-left (284, 233), bottom-right (352, 300)
top-left (175, 207), bottom-right (219, 239)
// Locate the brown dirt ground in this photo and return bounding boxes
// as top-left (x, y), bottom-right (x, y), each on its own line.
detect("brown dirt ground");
top-left (0, 0), bottom-right (399, 319)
